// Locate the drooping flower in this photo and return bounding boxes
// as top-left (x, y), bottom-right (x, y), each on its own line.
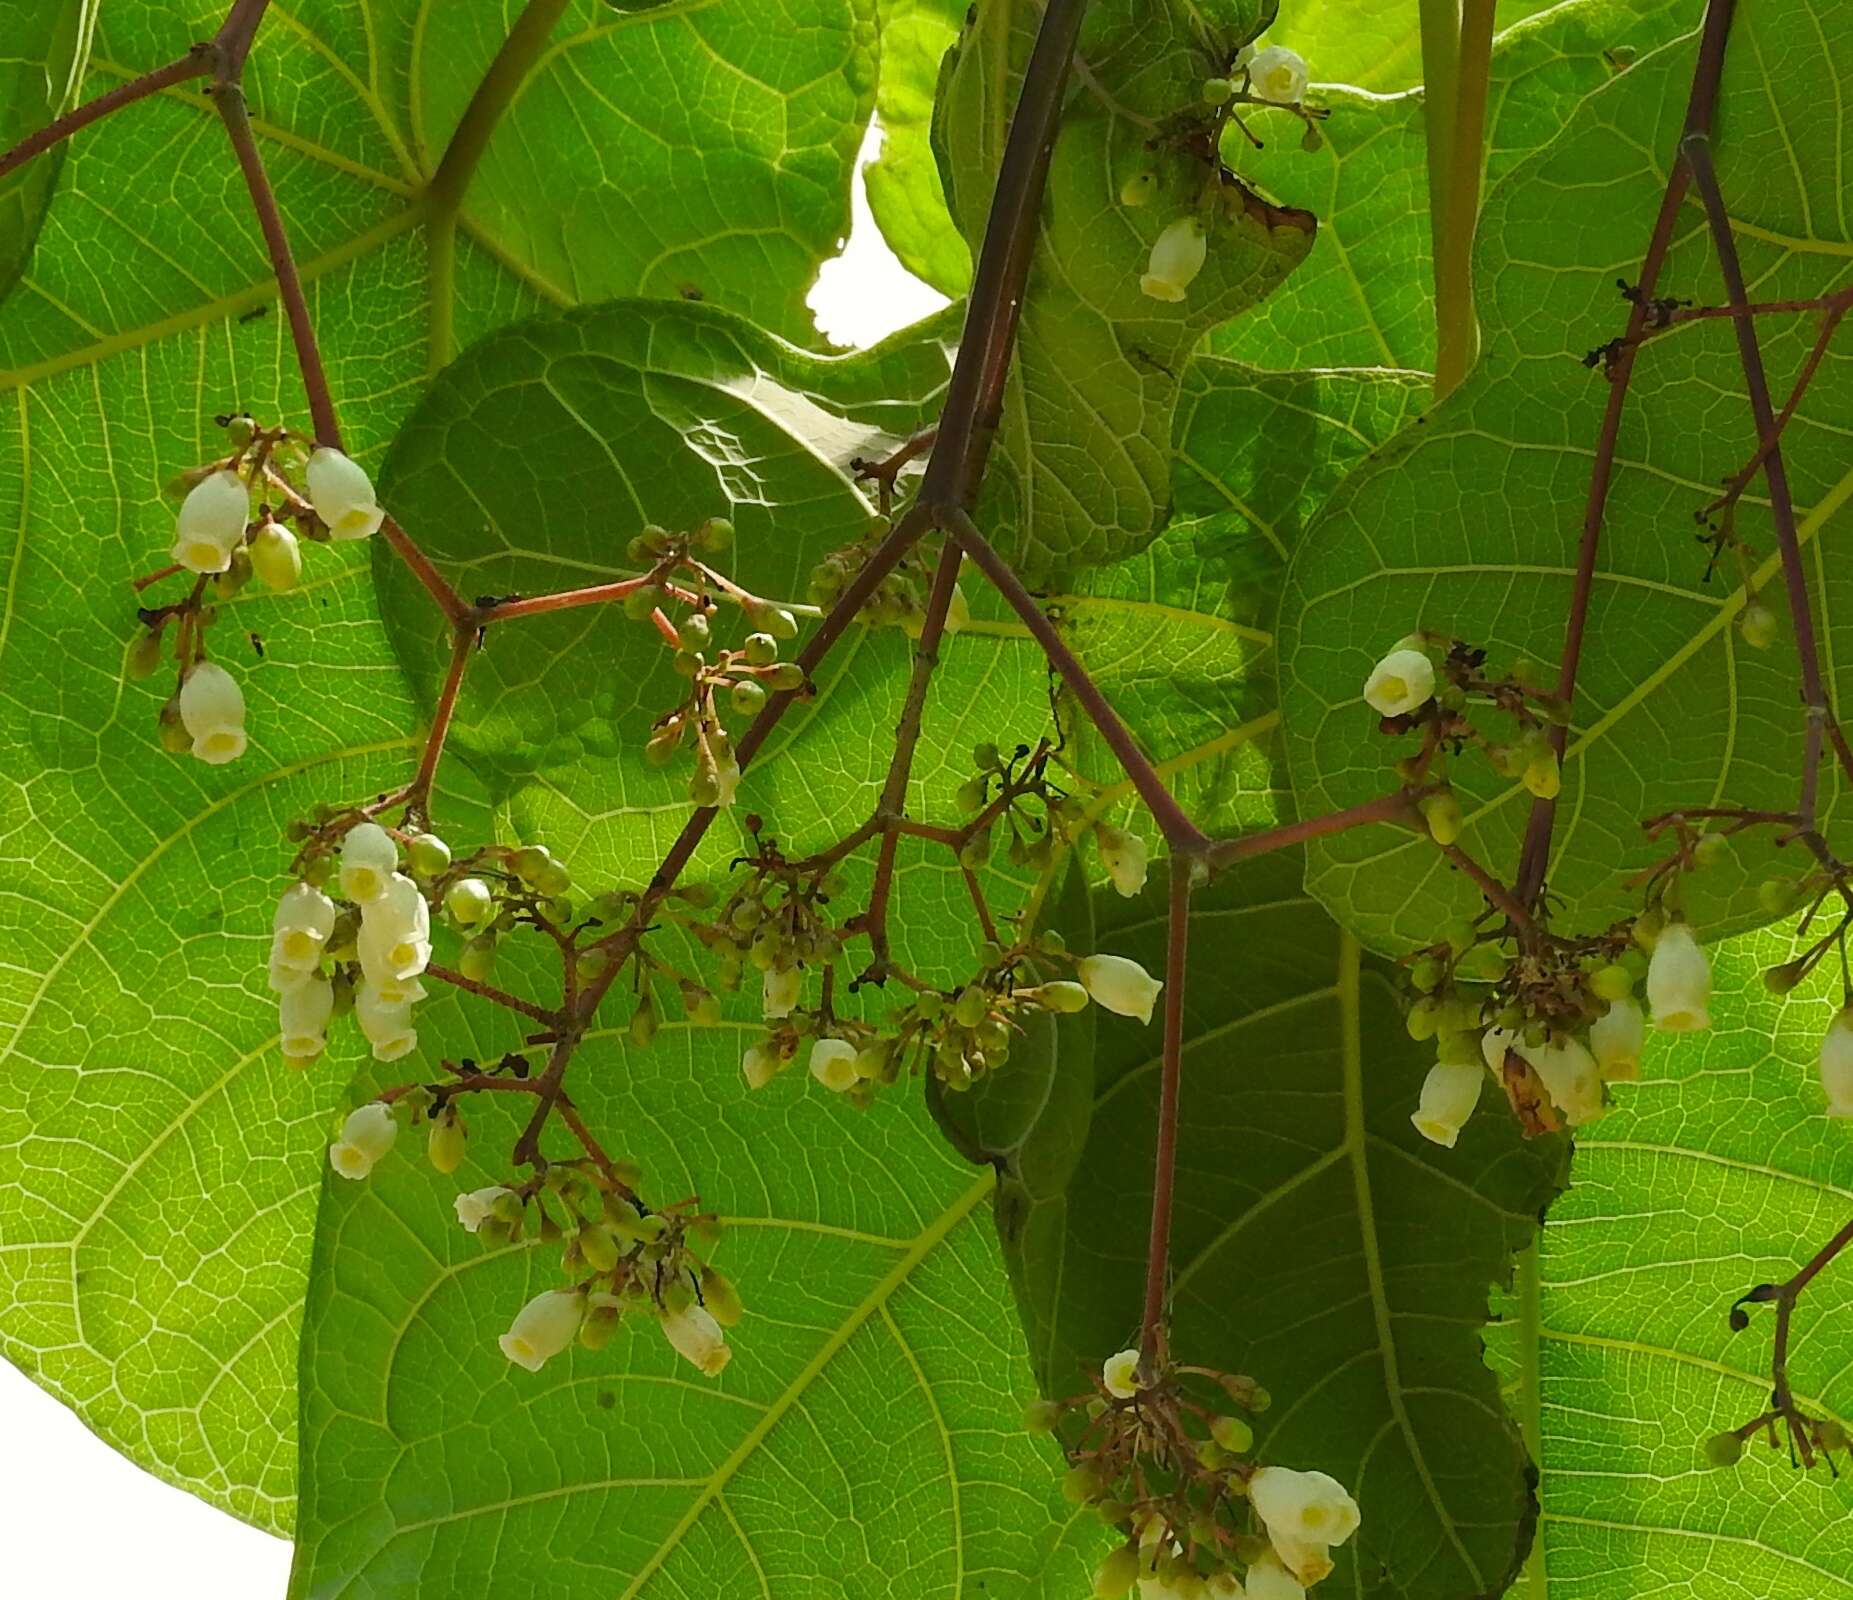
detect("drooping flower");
top-left (1362, 647), bottom-right (1435, 718)
top-left (358, 872), bottom-right (431, 984)
top-left (1247, 44), bottom-right (1310, 104)
top-left (1078, 954), bottom-right (1163, 1024)
top-left (1243, 1550), bottom-right (1307, 1600)
top-left (1410, 1061), bottom-right (1482, 1148)
top-left (1096, 824), bottom-right (1149, 898)
top-left (1101, 1347), bottom-right (1142, 1399)
top-left (1140, 217), bottom-right (1208, 303)
top-left (1590, 996), bottom-right (1646, 1082)
top-left (305, 447), bottom-right (385, 540)
top-left (328, 1102), bottom-right (397, 1180)
top-left (354, 979), bottom-right (418, 1063)
top-left (171, 470), bottom-right (249, 574)
top-left (661, 1304), bottom-right (731, 1376)
top-left (1523, 1033), bottom-right (1605, 1125)
top-left (272, 881), bottom-right (336, 970)
top-left (454, 1185), bottom-right (513, 1232)
top-left (742, 1043), bottom-right (779, 1090)
top-left (278, 974), bottom-right (333, 1061)
top-left (809, 1037), bottom-right (859, 1092)
top-left (1646, 920), bottom-right (1711, 1031)
top-left (177, 661), bottom-right (247, 765)
top-left (1248, 1465), bottom-right (1359, 1583)
top-left (498, 1288), bottom-right (583, 1372)
top-left (338, 821), bottom-right (399, 904)
top-left (762, 964), bottom-right (802, 1019)
top-left (1821, 1009), bottom-right (1853, 1116)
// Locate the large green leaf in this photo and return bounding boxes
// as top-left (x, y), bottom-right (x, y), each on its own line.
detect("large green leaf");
top-left (932, 0), bottom-right (1315, 577)
top-left (1490, 922), bottom-right (1853, 1595)
top-left (865, 0), bottom-right (970, 297)
top-left (985, 852), bottom-right (1567, 1598)
top-left (0, 0), bottom-right (94, 304)
top-left (0, 0), bottom-right (876, 1525)
top-left (289, 1014), bottom-right (1098, 1598)
top-left (1278, 8), bottom-right (1853, 956)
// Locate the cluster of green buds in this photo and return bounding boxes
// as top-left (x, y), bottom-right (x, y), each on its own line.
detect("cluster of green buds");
top-left (808, 522), bottom-right (971, 637)
top-left (1032, 1340), bottom-right (1359, 1597)
top-left (628, 522), bottom-right (806, 809)
top-left (132, 413), bottom-right (387, 766)
top-left (955, 739), bottom-right (1086, 874)
top-left (1361, 633), bottom-right (1575, 822)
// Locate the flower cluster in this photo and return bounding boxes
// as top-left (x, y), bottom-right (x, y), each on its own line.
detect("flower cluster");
top-left (134, 418), bottom-right (384, 766)
top-left (1031, 1342), bottom-right (1360, 1597)
top-left (809, 522), bottom-right (973, 637)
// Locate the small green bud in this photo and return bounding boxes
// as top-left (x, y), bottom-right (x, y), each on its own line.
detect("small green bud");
top-left (953, 985), bottom-right (989, 1028)
top-left (578, 1305), bottom-right (621, 1350)
top-left (764, 661), bottom-right (805, 692)
top-left (408, 832), bottom-right (451, 877)
top-left (157, 701), bottom-right (191, 754)
top-left (1763, 958), bottom-right (1809, 994)
top-left (1210, 1414), bottom-right (1253, 1453)
top-left (1201, 75), bottom-right (1233, 102)
top-left (1739, 601), bottom-right (1779, 650)
top-left (511, 844), bottom-right (553, 884)
top-left (1421, 790), bottom-right (1462, 847)
top-left (700, 1265), bottom-right (744, 1326)
top-left (1817, 1419), bottom-right (1849, 1452)
top-left (1061, 1465), bottom-right (1104, 1505)
top-left (127, 630), bottom-right (165, 680)
top-left (578, 1223), bottom-right (621, 1273)
top-left (974, 741), bottom-right (1002, 770)
top-left (745, 599), bottom-right (798, 639)
top-left (629, 998), bottom-right (658, 1048)
top-left (213, 544), bottom-right (253, 599)
top-left (1092, 1545), bottom-right (1142, 1598)
top-left (697, 516), bottom-right (734, 551)
top-left (1522, 749), bottom-right (1561, 800)
top-left (730, 678), bottom-right (768, 716)
top-left (1022, 1398), bottom-right (1064, 1434)
top-left (743, 631), bottom-right (778, 666)
top-left (955, 778), bottom-right (987, 813)
top-left (1702, 1430), bottom-right (1744, 1469)
top-left (1039, 980), bottom-right (1091, 1014)
top-left (1692, 832), bottom-right (1731, 870)
top-left (446, 876), bottom-right (494, 927)
top-left (623, 585), bottom-right (662, 621)
top-left (1119, 170), bottom-right (1157, 207)
top-left (1632, 907), bottom-right (1664, 952)
top-left (1590, 962), bottom-right (1633, 1002)
top-left (1406, 996), bottom-right (1441, 1041)
top-left (1759, 876), bottom-right (1800, 916)
top-left (458, 935), bottom-right (497, 982)
top-left (426, 1109), bottom-right (467, 1176)
top-left (1409, 957), bottom-right (1443, 994)
top-left (535, 859), bottom-right (573, 896)
top-left (672, 648), bottom-right (702, 678)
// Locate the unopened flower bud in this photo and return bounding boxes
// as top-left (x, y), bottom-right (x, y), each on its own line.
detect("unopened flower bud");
top-left (498, 1288), bottom-right (583, 1372)
top-left (427, 1107), bottom-right (467, 1174)
top-left (1078, 954), bottom-right (1162, 1024)
top-left (1820, 1009), bottom-right (1853, 1116)
top-left (1210, 1414), bottom-right (1254, 1453)
top-left (250, 520), bottom-right (302, 591)
top-left (1590, 996), bottom-right (1645, 1082)
top-left (762, 965), bottom-right (801, 1019)
top-left (699, 1265), bottom-right (743, 1327)
top-left (1646, 920), bottom-right (1711, 1032)
top-left (407, 832), bottom-right (451, 877)
top-left (742, 1043), bottom-right (779, 1090)
top-left (1038, 980), bottom-right (1090, 1013)
top-left (1702, 1430), bottom-right (1744, 1468)
top-left (172, 469), bottom-right (249, 574)
top-left (339, 821), bottom-right (399, 904)
top-left (1092, 1545), bottom-right (1141, 1598)
top-left (1739, 601), bottom-right (1778, 649)
top-left (178, 661), bottom-right (248, 764)
top-left (1139, 216), bottom-right (1207, 304)
top-left (328, 1101), bottom-right (397, 1180)
top-left (661, 1303), bottom-right (730, 1376)
top-left (445, 876), bottom-right (494, 927)
top-left (1410, 1060), bottom-right (1482, 1148)
top-left (1095, 824), bottom-right (1148, 897)
top-left (1420, 790), bottom-right (1462, 846)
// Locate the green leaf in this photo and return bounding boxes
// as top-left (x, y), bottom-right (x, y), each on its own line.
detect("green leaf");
top-left (288, 1019), bottom-right (1097, 1597)
top-left (1208, 0), bottom-right (1694, 371)
top-left (1491, 923), bottom-right (1853, 1593)
top-left (1267, 0), bottom-right (1561, 95)
top-left (0, 0), bottom-right (94, 304)
top-left (932, 0), bottom-right (1315, 576)
top-left (1002, 853), bottom-right (1567, 1598)
top-left (865, 0), bottom-right (970, 297)
top-left (1278, 9), bottom-right (1853, 954)
top-left (0, 0), bottom-right (876, 1523)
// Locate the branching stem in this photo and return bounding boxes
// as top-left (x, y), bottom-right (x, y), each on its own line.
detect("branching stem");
top-left (1139, 864), bottom-right (1192, 1358)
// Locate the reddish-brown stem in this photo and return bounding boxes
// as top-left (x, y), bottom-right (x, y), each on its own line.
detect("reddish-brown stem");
top-left (919, 0), bottom-right (1088, 506)
top-left (132, 563), bottom-right (183, 593)
top-left (475, 575), bottom-right (701, 625)
top-left (400, 627), bottom-right (474, 818)
top-left (1515, 0), bottom-right (1737, 905)
top-left (1202, 790), bottom-right (1420, 872)
top-left (1439, 841), bottom-right (1534, 933)
top-left (1139, 864), bottom-right (1192, 1360)
top-left (424, 962), bottom-right (560, 1026)
top-left (1682, 130), bottom-right (1853, 819)
top-left (942, 505), bottom-right (1208, 854)
top-left (558, 1100), bottom-right (625, 1185)
top-left (962, 864), bottom-right (999, 944)
top-left (0, 50), bottom-right (214, 183)
top-left (1668, 289), bottom-right (1853, 327)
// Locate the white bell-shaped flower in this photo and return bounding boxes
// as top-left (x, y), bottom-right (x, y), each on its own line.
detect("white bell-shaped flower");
top-left (1247, 44), bottom-right (1309, 104)
top-left (171, 470), bottom-right (249, 574)
top-left (339, 821), bottom-right (399, 904)
top-left (1140, 216), bottom-right (1208, 303)
top-left (1591, 996), bottom-right (1646, 1082)
top-left (762, 964), bottom-right (802, 1019)
top-left (358, 872), bottom-right (431, 984)
top-left (328, 1101), bottom-right (397, 1180)
top-left (1102, 1347), bottom-right (1141, 1399)
top-left (354, 979), bottom-right (418, 1063)
top-left (268, 953), bottom-right (312, 995)
top-left (742, 1043), bottom-right (779, 1090)
top-left (278, 974), bottom-right (333, 1059)
top-left (177, 661), bottom-right (247, 765)
top-left (1096, 824), bottom-right (1149, 898)
top-left (1248, 1466), bottom-right (1359, 1581)
top-left (661, 1303), bottom-right (731, 1376)
top-left (1524, 1033), bottom-right (1605, 1125)
top-left (305, 446), bottom-right (385, 540)
top-left (1821, 1010), bottom-right (1853, 1116)
top-left (1410, 1061), bottom-right (1482, 1148)
top-left (272, 881), bottom-right (337, 970)
top-left (1646, 921), bottom-right (1711, 1031)
top-left (809, 1037), bottom-right (858, 1092)
top-left (1480, 1025), bottom-right (1517, 1074)
top-left (498, 1288), bottom-right (583, 1372)
top-left (455, 1186), bottom-right (514, 1232)
top-left (1078, 954), bottom-right (1163, 1024)
top-left (1243, 1551), bottom-right (1306, 1600)
top-left (1362, 647), bottom-right (1435, 717)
